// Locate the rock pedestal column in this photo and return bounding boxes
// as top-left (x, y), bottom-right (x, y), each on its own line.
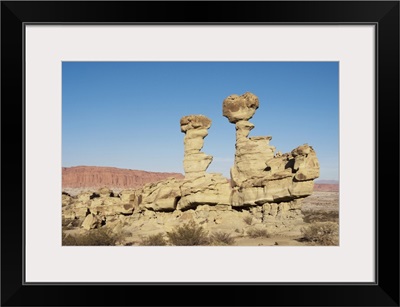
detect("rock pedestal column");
top-left (223, 92), bottom-right (320, 210)
top-left (180, 115), bottom-right (213, 179)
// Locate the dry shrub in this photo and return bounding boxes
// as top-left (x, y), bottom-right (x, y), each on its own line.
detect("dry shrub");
top-left (140, 233), bottom-right (168, 246)
top-left (243, 215), bottom-right (253, 225)
top-left (62, 228), bottom-right (119, 246)
top-left (247, 227), bottom-right (270, 238)
top-left (167, 221), bottom-right (210, 246)
top-left (210, 231), bottom-right (236, 246)
top-left (300, 222), bottom-right (339, 246)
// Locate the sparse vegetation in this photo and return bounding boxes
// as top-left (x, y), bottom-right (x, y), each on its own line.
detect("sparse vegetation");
top-left (62, 228), bottom-right (120, 246)
top-left (300, 222), bottom-right (339, 246)
top-left (167, 221), bottom-right (210, 246)
top-left (302, 210), bottom-right (339, 223)
top-left (140, 233), bottom-right (168, 246)
top-left (210, 231), bottom-right (236, 246)
top-left (243, 215), bottom-right (253, 225)
top-left (247, 227), bottom-right (270, 238)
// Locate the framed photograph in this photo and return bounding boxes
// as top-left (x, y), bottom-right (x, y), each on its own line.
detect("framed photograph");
top-left (1, 1), bottom-right (399, 306)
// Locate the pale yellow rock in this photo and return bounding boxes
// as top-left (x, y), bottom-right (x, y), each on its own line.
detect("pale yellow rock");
top-left (74, 207), bottom-right (89, 218)
top-left (179, 210), bottom-right (195, 221)
top-left (72, 201), bottom-right (88, 209)
top-left (140, 178), bottom-right (182, 211)
top-left (181, 114), bottom-right (213, 177)
top-left (91, 203), bottom-right (134, 216)
top-left (235, 120), bottom-right (254, 138)
top-left (223, 92), bottom-right (259, 123)
top-left (81, 214), bottom-right (101, 230)
top-left (183, 153), bottom-right (213, 174)
top-left (293, 147), bottom-right (320, 181)
top-left (62, 209), bottom-right (76, 220)
top-left (90, 198), bottom-right (104, 208)
top-left (289, 180), bottom-right (314, 197)
top-left (265, 155), bottom-right (291, 174)
top-left (63, 92), bottom-right (321, 232)
top-left (291, 144), bottom-right (312, 157)
top-left (77, 192), bottom-right (92, 202)
top-left (97, 187), bottom-right (112, 197)
top-left (224, 93), bottom-right (320, 218)
top-left (262, 200), bottom-right (303, 223)
top-left (184, 137), bottom-right (206, 153)
top-left (180, 114), bottom-right (211, 132)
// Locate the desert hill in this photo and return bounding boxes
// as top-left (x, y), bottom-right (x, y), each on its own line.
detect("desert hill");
top-left (62, 166), bottom-right (184, 191)
top-left (313, 183), bottom-right (339, 192)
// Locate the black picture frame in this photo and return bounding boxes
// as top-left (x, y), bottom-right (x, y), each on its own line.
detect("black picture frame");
top-left (1, 1), bottom-right (399, 306)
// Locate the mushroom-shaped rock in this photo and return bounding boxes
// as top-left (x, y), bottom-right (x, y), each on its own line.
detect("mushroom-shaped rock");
top-left (223, 92), bottom-right (259, 123)
top-left (180, 115), bottom-right (212, 132)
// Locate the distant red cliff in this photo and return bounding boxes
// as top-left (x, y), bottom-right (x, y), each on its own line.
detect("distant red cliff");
top-left (62, 166), bottom-right (184, 190)
top-left (313, 184), bottom-right (339, 192)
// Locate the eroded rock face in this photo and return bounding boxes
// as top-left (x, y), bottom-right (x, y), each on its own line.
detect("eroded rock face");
top-left (62, 166), bottom-right (184, 191)
top-left (223, 92), bottom-right (320, 221)
top-left (63, 92), bottom-right (320, 233)
top-left (222, 94), bottom-right (276, 186)
top-left (138, 178), bottom-right (182, 212)
top-left (223, 92), bottom-right (259, 123)
top-left (180, 115), bottom-right (213, 178)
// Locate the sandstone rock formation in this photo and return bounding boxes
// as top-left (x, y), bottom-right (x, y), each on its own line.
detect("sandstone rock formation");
top-left (223, 92), bottom-right (259, 123)
top-left (313, 183), bottom-right (339, 192)
top-left (180, 115), bottom-right (213, 178)
top-left (133, 115), bottom-right (231, 212)
top-left (223, 92), bottom-right (320, 213)
top-left (62, 92), bottom-right (320, 238)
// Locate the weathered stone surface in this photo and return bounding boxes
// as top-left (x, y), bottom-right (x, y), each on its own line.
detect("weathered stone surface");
top-left (177, 173), bottom-right (231, 210)
top-left (180, 114), bottom-right (211, 132)
top-left (231, 176), bottom-right (293, 206)
top-left (63, 92), bottom-right (321, 235)
top-left (223, 92), bottom-right (259, 123)
top-left (62, 166), bottom-right (184, 191)
top-left (62, 194), bottom-right (72, 207)
top-left (231, 131), bottom-right (275, 186)
top-left (139, 178), bottom-right (182, 212)
top-left (183, 153), bottom-right (213, 175)
top-left (81, 213), bottom-right (101, 230)
top-left (118, 190), bottom-right (136, 203)
top-left (136, 173), bottom-right (231, 212)
top-left (77, 192), bottom-right (92, 202)
top-left (292, 146), bottom-right (320, 181)
top-left (225, 98), bottom-right (277, 186)
top-left (181, 114), bottom-right (213, 178)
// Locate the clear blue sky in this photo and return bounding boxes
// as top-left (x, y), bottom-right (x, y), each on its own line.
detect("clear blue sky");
top-left (62, 62), bottom-right (339, 181)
